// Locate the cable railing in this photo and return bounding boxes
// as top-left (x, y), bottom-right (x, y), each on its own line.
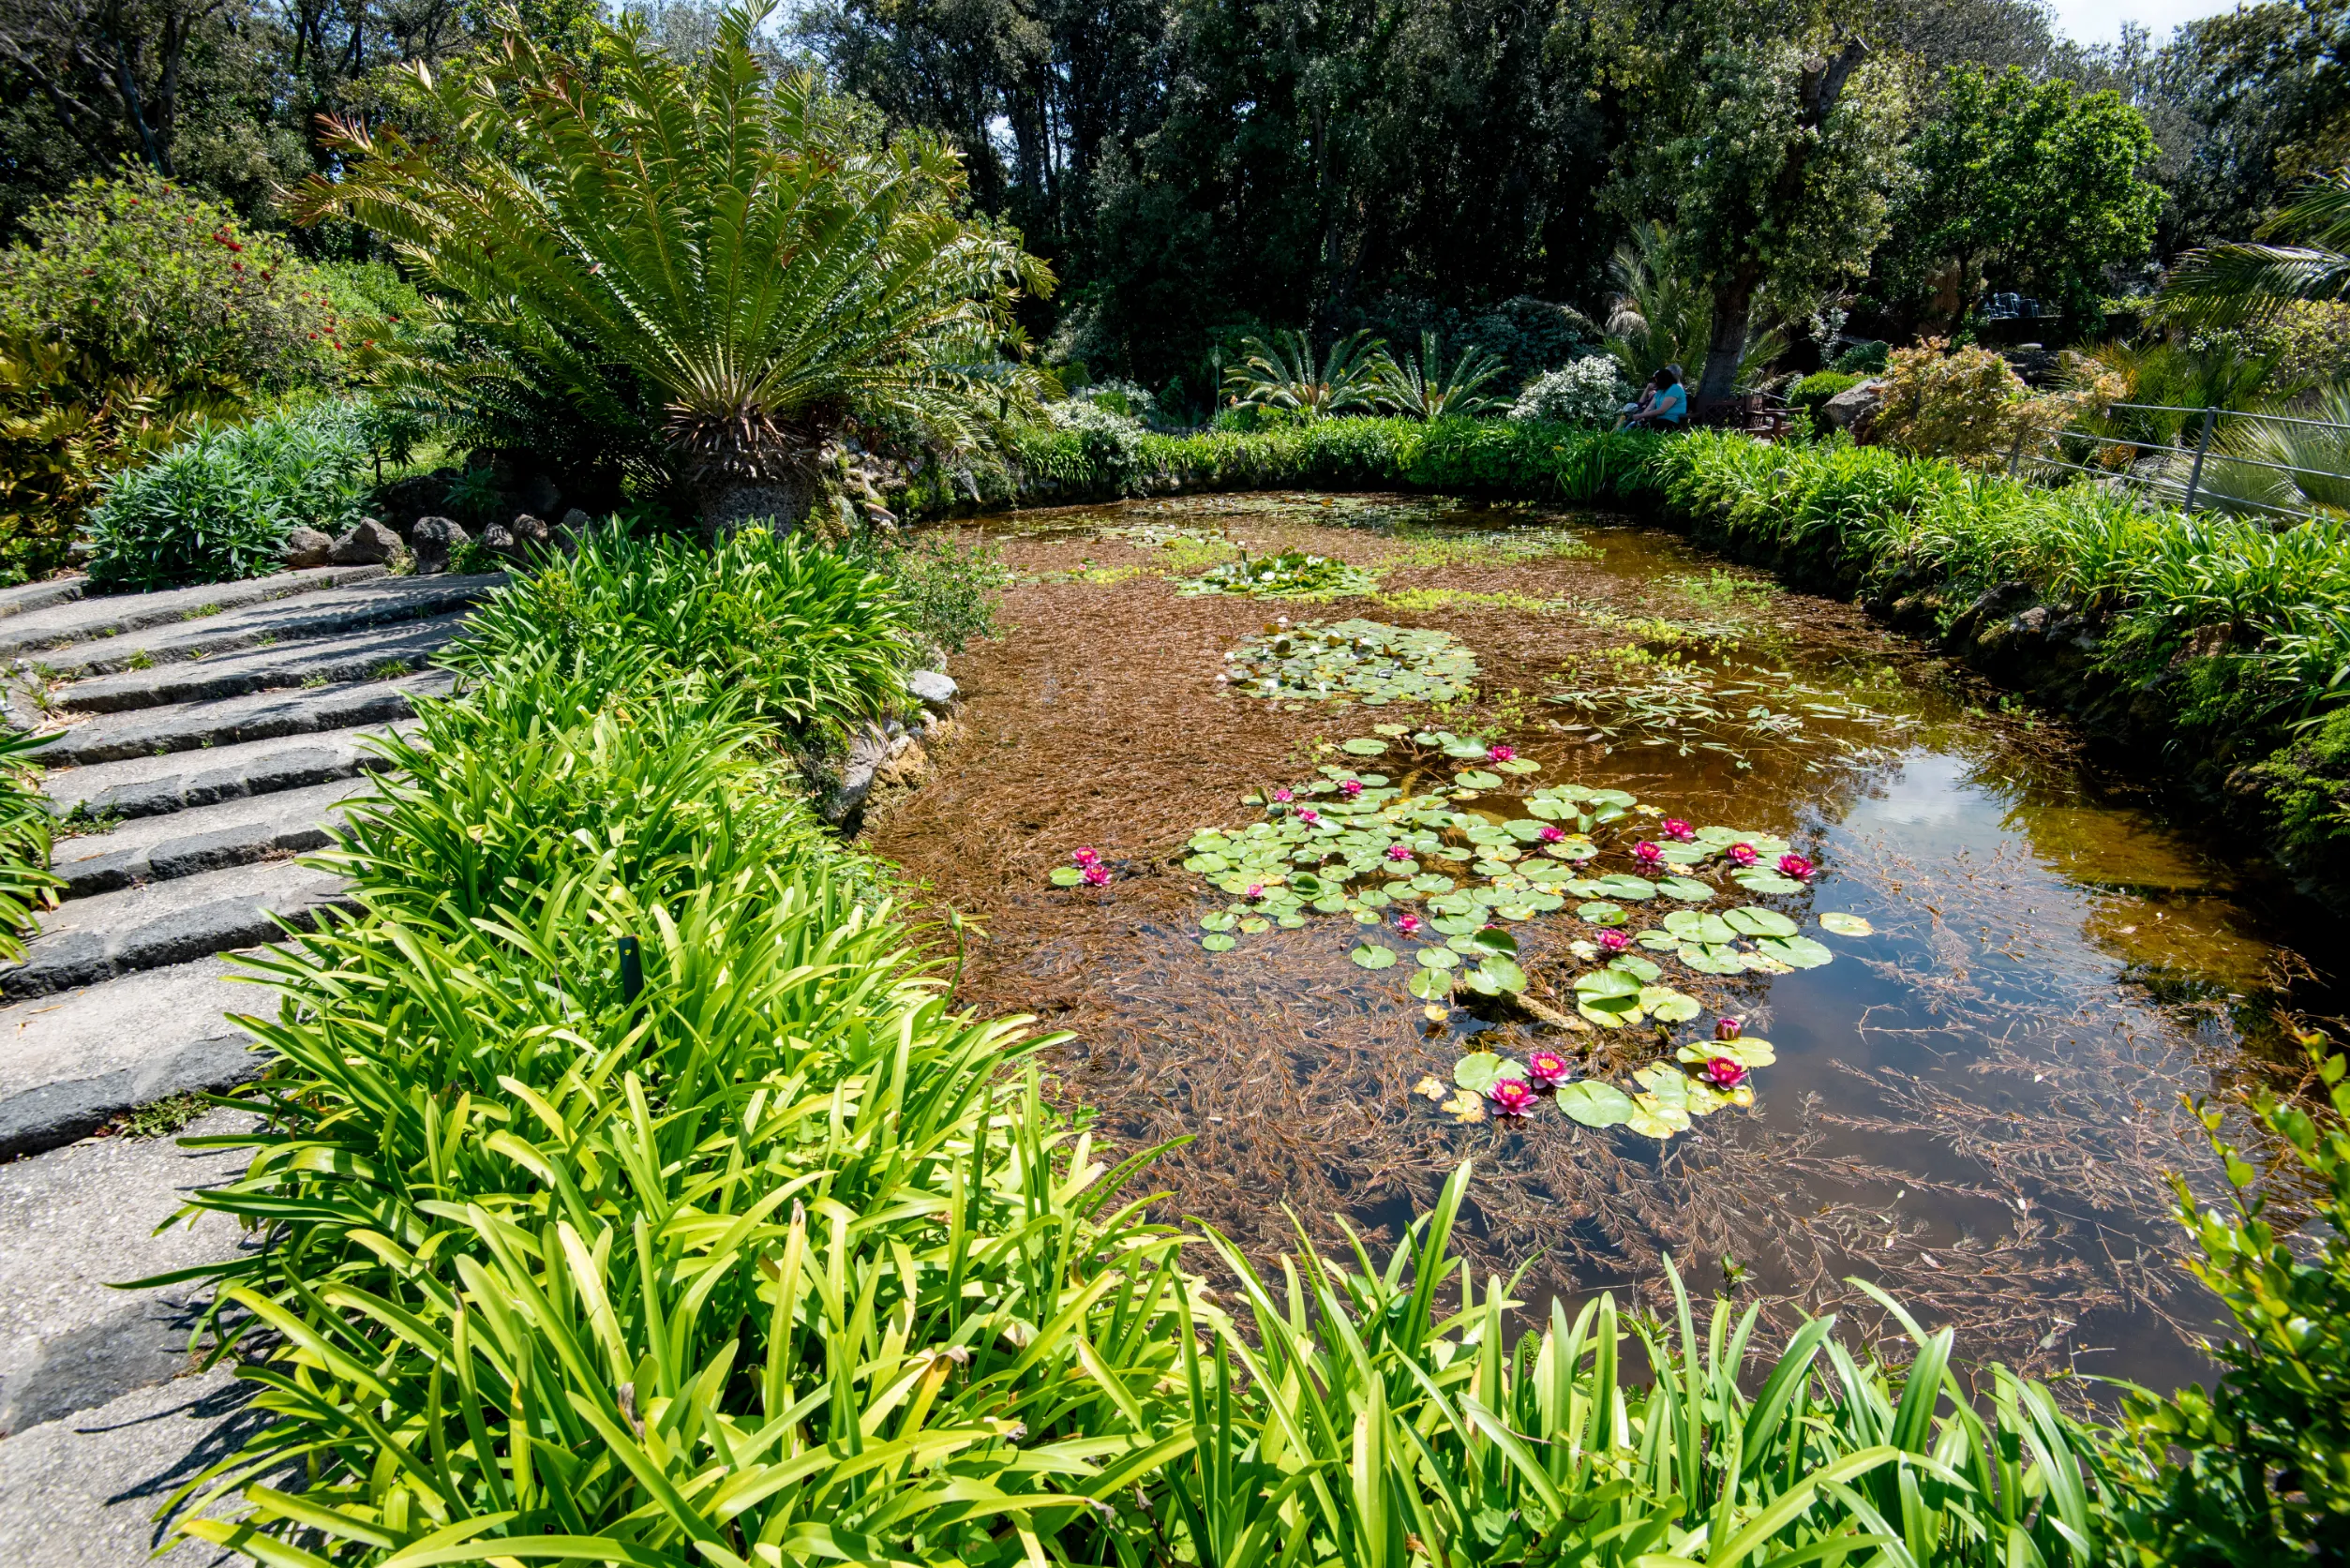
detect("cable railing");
top-left (2013, 400), bottom-right (2350, 527)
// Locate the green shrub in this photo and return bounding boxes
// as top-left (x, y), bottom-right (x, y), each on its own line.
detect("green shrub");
top-left (78, 401), bottom-right (373, 590)
top-left (2109, 1043), bottom-right (2350, 1562)
top-left (1789, 370), bottom-right (1864, 413)
top-left (846, 529), bottom-right (1008, 653)
top-left (0, 729), bottom-right (59, 963)
top-left (1834, 338), bottom-right (1890, 374)
top-left (1506, 356), bottom-right (1627, 425)
top-left (451, 524), bottom-right (915, 739)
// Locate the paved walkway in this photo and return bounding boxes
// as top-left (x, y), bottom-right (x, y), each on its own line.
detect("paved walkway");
top-left (0, 565), bottom-right (504, 1560)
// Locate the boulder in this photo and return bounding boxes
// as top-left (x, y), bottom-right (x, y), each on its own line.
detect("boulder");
top-left (408, 515), bottom-right (471, 574)
top-left (906, 670), bottom-right (957, 710)
top-left (480, 521), bottom-right (520, 562)
top-left (1819, 379), bottom-right (1883, 434)
top-left (821, 723), bottom-right (894, 825)
top-left (505, 514), bottom-right (552, 558)
top-left (555, 509), bottom-right (594, 554)
top-left (280, 528), bottom-right (333, 570)
top-left (374, 474), bottom-right (450, 534)
top-left (328, 518), bottom-right (403, 567)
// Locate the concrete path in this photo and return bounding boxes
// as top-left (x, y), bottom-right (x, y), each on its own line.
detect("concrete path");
top-left (0, 566), bottom-right (505, 1558)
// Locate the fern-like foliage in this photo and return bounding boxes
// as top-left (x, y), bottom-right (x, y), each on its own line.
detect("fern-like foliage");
top-left (289, 0), bottom-right (1055, 502)
top-left (1223, 329), bottom-right (1389, 417)
top-left (1378, 331), bottom-right (1506, 419)
top-left (2162, 168), bottom-right (2350, 329)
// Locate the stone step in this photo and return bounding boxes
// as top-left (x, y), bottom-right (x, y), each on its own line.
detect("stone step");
top-left (0, 959), bottom-right (265, 1161)
top-left (0, 567), bottom-right (387, 663)
top-left (0, 862), bottom-right (351, 1000)
top-left (0, 1109), bottom-right (257, 1437)
top-left (34, 670), bottom-right (454, 768)
top-left (0, 578), bottom-right (87, 624)
top-left (44, 723), bottom-right (413, 823)
top-left (51, 781), bottom-right (367, 899)
top-left (52, 611), bottom-right (473, 716)
top-left (0, 1361), bottom-right (251, 1566)
top-left (32, 574), bottom-right (500, 683)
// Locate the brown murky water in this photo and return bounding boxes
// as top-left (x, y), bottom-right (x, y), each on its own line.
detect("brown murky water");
top-left (869, 492), bottom-right (2331, 1395)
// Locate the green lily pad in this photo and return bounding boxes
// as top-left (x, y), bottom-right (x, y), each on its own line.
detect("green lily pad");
top-left (1679, 1037), bottom-right (1777, 1068)
top-left (1591, 874), bottom-right (1659, 901)
top-left (1477, 956), bottom-right (1528, 993)
top-left (1341, 738), bottom-right (1390, 755)
top-left (1819, 911), bottom-right (1874, 936)
top-left (1454, 1052), bottom-right (1525, 1092)
top-left (1640, 986), bottom-right (1703, 1023)
top-left (1663, 909), bottom-right (1736, 944)
top-left (1731, 869), bottom-right (1805, 895)
top-left (1455, 769), bottom-right (1504, 789)
top-left (1049, 866), bottom-right (1085, 886)
top-left (1239, 917), bottom-right (1270, 934)
top-left (1635, 929), bottom-right (1682, 951)
top-left (1576, 901), bottom-right (1627, 927)
top-left (1201, 933), bottom-right (1237, 951)
top-left (1574, 967), bottom-right (1641, 1001)
top-left (1555, 1082), bottom-right (1638, 1127)
top-left (1723, 906), bottom-right (1799, 938)
top-left (1417, 947), bottom-right (1460, 970)
top-left (1494, 757), bottom-right (1543, 775)
top-left (1658, 876), bottom-right (1714, 902)
top-left (1408, 966), bottom-right (1453, 1000)
top-left (1351, 943), bottom-right (1400, 969)
top-left (1201, 911), bottom-right (1237, 932)
top-left (1678, 943), bottom-right (1749, 975)
top-left (1756, 935), bottom-right (1834, 969)
top-left (1606, 954), bottom-right (1662, 983)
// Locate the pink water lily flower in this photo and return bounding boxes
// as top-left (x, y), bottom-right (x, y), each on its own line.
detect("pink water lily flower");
top-left (1662, 818), bottom-right (1696, 843)
top-left (1396, 913), bottom-right (1423, 936)
top-left (1385, 843), bottom-right (1414, 861)
top-left (1340, 779), bottom-right (1364, 798)
top-left (1487, 1079), bottom-right (1538, 1116)
top-left (1272, 788), bottom-right (1295, 803)
top-left (1487, 744), bottom-right (1517, 763)
top-left (1298, 809), bottom-right (1321, 825)
top-left (1072, 847), bottom-right (1100, 867)
top-left (1777, 853), bottom-right (1814, 880)
top-left (1714, 1016), bottom-right (1744, 1042)
top-left (1539, 825), bottom-right (1565, 844)
top-left (1702, 1057), bottom-right (1749, 1088)
top-left (1596, 929), bottom-right (1630, 953)
top-left (1245, 884), bottom-right (1265, 899)
top-left (1728, 843), bottom-right (1759, 867)
top-left (1633, 840), bottom-right (1664, 867)
top-left (1526, 1050), bottom-right (1572, 1087)
top-left (1082, 865), bottom-right (1112, 888)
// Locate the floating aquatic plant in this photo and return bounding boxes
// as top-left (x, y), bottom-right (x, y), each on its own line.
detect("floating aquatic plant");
top-left (1224, 619), bottom-right (1478, 706)
top-left (1179, 548), bottom-right (1377, 599)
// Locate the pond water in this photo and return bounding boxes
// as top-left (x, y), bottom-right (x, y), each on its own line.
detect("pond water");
top-left (869, 492), bottom-right (2330, 1394)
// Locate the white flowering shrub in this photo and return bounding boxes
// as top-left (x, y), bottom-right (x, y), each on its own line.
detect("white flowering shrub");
top-left (1508, 357), bottom-right (1629, 426)
top-left (1043, 397), bottom-right (1148, 485)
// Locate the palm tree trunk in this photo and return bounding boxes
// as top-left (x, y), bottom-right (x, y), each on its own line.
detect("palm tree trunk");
top-left (696, 475), bottom-right (814, 542)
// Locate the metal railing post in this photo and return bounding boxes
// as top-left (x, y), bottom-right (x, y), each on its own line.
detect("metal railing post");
top-left (2182, 406), bottom-right (2218, 514)
top-left (2006, 427), bottom-right (2028, 477)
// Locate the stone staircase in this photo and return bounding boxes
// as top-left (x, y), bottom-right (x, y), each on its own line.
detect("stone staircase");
top-left (0, 564), bottom-right (505, 1561)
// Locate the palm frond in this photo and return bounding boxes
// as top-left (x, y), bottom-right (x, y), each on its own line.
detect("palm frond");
top-left (1222, 330), bottom-right (1389, 417)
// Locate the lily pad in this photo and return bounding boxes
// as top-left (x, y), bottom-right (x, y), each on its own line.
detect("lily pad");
top-left (1576, 901), bottom-right (1628, 927)
top-left (1819, 911), bottom-right (1875, 936)
top-left (1417, 947), bottom-right (1460, 970)
top-left (1200, 912), bottom-right (1237, 933)
top-left (1678, 943), bottom-right (1749, 975)
top-left (1049, 867), bottom-right (1085, 887)
top-left (1731, 868), bottom-right (1806, 895)
top-left (1341, 738), bottom-right (1390, 755)
top-left (1591, 874), bottom-right (1659, 901)
top-left (1723, 906), bottom-right (1799, 938)
top-left (1555, 1082), bottom-right (1638, 1127)
top-left (1455, 769), bottom-right (1504, 789)
top-left (1639, 985), bottom-right (1703, 1023)
top-left (1350, 943), bottom-right (1400, 969)
top-left (1477, 956), bottom-right (1528, 993)
top-left (1755, 935), bottom-right (1834, 969)
top-left (1658, 876), bottom-right (1714, 902)
top-left (1662, 909), bottom-right (1736, 945)
top-left (1201, 933), bottom-right (1236, 951)
top-left (1606, 954), bottom-right (1663, 983)
top-left (1453, 1052), bottom-right (1525, 1092)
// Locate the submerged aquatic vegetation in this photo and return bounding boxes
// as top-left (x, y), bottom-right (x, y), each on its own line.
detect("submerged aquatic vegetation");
top-left (1544, 646), bottom-right (1918, 770)
top-left (1224, 617), bottom-right (1477, 705)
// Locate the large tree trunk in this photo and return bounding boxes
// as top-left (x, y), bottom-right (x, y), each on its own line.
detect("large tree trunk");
top-left (1698, 268), bottom-right (1759, 407)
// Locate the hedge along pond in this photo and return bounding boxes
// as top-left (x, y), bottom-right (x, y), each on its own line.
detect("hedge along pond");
top-left (867, 489), bottom-right (2326, 1391)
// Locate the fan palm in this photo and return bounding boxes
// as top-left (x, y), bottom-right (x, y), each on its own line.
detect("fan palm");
top-left (289, 1), bottom-right (1054, 532)
top-left (1605, 222), bottom-right (1788, 392)
top-left (1377, 330), bottom-right (1506, 419)
top-left (2161, 167), bottom-right (2350, 330)
top-left (1223, 329), bottom-right (1389, 417)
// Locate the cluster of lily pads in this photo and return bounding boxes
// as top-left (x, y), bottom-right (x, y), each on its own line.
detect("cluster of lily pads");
top-left (1418, 1017), bottom-right (1779, 1137)
top-left (1163, 725), bottom-right (1874, 1139)
top-left (1220, 619), bottom-right (1478, 706)
top-left (1178, 549), bottom-right (1377, 599)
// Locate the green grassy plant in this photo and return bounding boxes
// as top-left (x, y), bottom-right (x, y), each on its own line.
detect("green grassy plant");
top-left (0, 727), bottom-right (59, 963)
top-left (453, 525), bottom-right (915, 740)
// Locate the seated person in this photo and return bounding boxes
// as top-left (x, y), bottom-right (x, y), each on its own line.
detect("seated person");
top-left (1614, 372), bottom-right (1665, 429)
top-left (1634, 366), bottom-right (1688, 428)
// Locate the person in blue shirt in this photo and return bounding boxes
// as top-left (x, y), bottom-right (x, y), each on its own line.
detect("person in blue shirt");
top-left (1642, 366), bottom-right (1688, 427)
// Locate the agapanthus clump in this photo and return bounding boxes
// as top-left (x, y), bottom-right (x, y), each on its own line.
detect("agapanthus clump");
top-left (1525, 1050), bottom-right (1572, 1088)
top-left (1487, 1079), bottom-right (1538, 1116)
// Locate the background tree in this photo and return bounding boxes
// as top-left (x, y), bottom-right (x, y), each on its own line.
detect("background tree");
top-left (1885, 65), bottom-right (2161, 328)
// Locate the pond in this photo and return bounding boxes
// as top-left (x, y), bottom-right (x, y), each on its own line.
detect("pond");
top-left (869, 491), bottom-right (2328, 1395)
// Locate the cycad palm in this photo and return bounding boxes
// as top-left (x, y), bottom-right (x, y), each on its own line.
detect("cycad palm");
top-left (291, 1), bottom-right (1053, 530)
top-left (1378, 330), bottom-right (1505, 419)
top-left (2161, 168), bottom-right (2350, 329)
top-left (1223, 329), bottom-right (1388, 417)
